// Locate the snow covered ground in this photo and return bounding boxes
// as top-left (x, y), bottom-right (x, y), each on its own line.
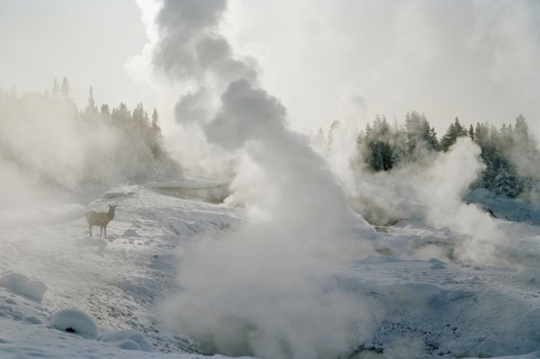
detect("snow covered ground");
top-left (2, 181), bottom-right (540, 358)
top-left (0, 183), bottom-right (245, 358)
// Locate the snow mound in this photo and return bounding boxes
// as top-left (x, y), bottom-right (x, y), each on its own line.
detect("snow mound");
top-left (122, 229), bottom-right (140, 237)
top-left (0, 272), bottom-right (46, 303)
top-left (99, 330), bottom-right (153, 352)
top-left (49, 308), bottom-right (98, 339)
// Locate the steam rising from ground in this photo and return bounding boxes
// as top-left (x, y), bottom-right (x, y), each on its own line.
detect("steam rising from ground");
top-left (133, 0), bottom-right (535, 356)
top-left (2, 1), bottom-right (536, 356)
top-left (0, 88), bottom-right (180, 210)
top-left (415, 138), bottom-right (507, 264)
top-left (348, 136), bottom-right (508, 265)
top-left (0, 95), bottom-right (116, 209)
top-left (137, 0), bottom-right (374, 357)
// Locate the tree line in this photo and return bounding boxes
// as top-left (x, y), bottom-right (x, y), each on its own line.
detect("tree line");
top-left (355, 112), bottom-right (539, 198)
top-left (0, 78), bottom-right (180, 197)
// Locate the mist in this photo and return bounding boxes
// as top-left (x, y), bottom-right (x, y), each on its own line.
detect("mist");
top-left (1, 0), bottom-right (537, 357)
top-left (222, 0), bottom-right (540, 138)
top-left (0, 88), bottom-right (181, 211)
top-left (132, 0), bottom-right (379, 357)
top-left (124, 0), bottom-right (540, 356)
top-left (0, 91), bottom-right (105, 209)
top-left (0, 0), bottom-right (540, 359)
top-left (345, 131), bottom-right (512, 266)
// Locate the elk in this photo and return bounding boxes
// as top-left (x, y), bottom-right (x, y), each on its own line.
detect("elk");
top-left (85, 204), bottom-right (117, 238)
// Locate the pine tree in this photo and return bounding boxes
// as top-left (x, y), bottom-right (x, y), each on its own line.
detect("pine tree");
top-left (151, 108), bottom-right (160, 130)
top-left (468, 124), bottom-right (474, 140)
top-left (60, 77), bottom-right (70, 98)
top-left (83, 87), bottom-right (99, 119)
top-left (474, 122), bottom-right (489, 145)
top-left (358, 115), bottom-right (403, 171)
top-left (510, 115), bottom-right (539, 177)
top-left (440, 117), bottom-right (468, 151)
top-left (100, 104), bottom-right (111, 118)
top-left (132, 103), bottom-right (149, 129)
top-left (111, 103), bottom-right (131, 125)
top-left (492, 164), bottom-right (520, 197)
top-left (405, 111), bottom-right (438, 158)
top-left (148, 108), bottom-right (164, 159)
top-left (514, 114), bottom-right (529, 141)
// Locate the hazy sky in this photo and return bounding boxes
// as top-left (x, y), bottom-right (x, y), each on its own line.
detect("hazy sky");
top-left (1, 0), bottom-right (539, 137)
top-left (0, 0), bottom-right (151, 110)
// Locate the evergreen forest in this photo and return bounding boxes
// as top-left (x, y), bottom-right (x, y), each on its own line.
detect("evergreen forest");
top-left (0, 78), bottom-right (180, 200)
top-left (2, 79), bottom-right (537, 202)
top-left (355, 111), bottom-right (539, 198)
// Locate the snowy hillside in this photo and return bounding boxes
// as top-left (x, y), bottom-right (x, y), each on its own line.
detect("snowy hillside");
top-left (0, 183), bottom-right (245, 358)
top-left (2, 182), bottom-right (540, 358)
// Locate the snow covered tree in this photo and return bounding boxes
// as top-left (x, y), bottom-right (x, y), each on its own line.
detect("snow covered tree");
top-left (358, 115), bottom-right (404, 171)
top-left (353, 112), bottom-right (538, 198)
top-left (111, 103), bottom-right (131, 126)
top-left (508, 115), bottom-right (540, 179)
top-left (83, 87), bottom-right (99, 120)
top-left (492, 164), bottom-right (520, 197)
top-left (0, 82), bottom-right (181, 192)
top-left (132, 103), bottom-right (150, 129)
top-left (100, 104), bottom-right (111, 119)
top-left (151, 108), bottom-right (160, 130)
top-left (60, 77), bottom-right (71, 98)
top-left (471, 124), bottom-right (508, 191)
top-left (474, 122), bottom-right (489, 144)
top-left (404, 111), bottom-right (438, 160)
top-left (440, 117), bottom-right (468, 151)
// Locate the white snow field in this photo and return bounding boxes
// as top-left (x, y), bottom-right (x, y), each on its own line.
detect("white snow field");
top-left (2, 182), bottom-right (540, 358)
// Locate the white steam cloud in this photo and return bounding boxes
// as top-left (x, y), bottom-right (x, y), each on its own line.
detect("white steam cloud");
top-left (137, 0), bottom-right (374, 357)
top-left (413, 138), bottom-right (507, 264)
top-left (0, 95), bottom-right (118, 209)
top-left (132, 0), bottom-right (538, 356)
top-left (349, 136), bottom-right (508, 265)
top-left (220, 0), bottom-right (540, 137)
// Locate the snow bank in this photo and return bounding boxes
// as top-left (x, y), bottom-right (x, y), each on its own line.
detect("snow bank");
top-left (49, 308), bottom-right (98, 339)
top-left (0, 203), bottom-right (86, 227)
top-left (99, 330), bottom-right (153, 352)
top-left (0, 272), bottom-right (46, 303)
top-left (147, 179), bottom-right (231, 204)
top-left (103, 187), bottom-right (137, 199)
top-left (465, 188), bottom-right (540, 225)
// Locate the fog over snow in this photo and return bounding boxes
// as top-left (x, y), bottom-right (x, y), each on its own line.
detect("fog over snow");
top-left (1, 1), bottom-right (540, 359)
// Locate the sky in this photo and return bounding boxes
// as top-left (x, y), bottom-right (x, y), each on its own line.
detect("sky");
top-left (0, 0), bottom-right (152, 111)
top-left (1, 0), bottom-right (539, 138)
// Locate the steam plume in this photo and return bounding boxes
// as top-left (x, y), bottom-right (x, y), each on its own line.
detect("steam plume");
top-left (413, 137), bottom-right (507, 264)
top-left (138, 0), bottom-right (374, 357)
